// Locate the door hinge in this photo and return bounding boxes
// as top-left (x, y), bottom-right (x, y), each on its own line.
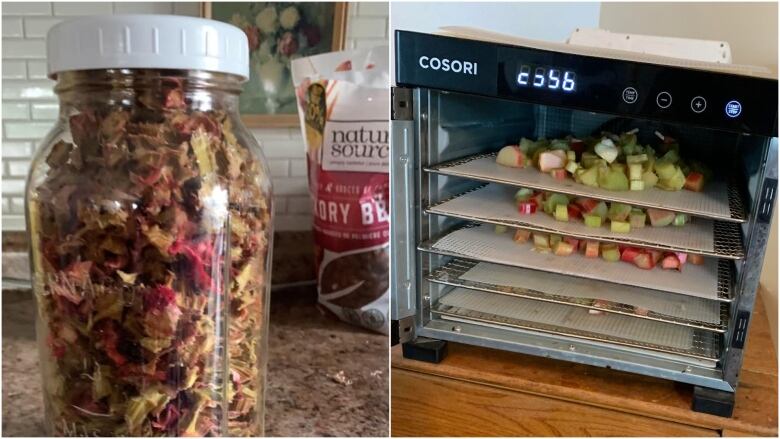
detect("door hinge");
top-left (392, 87), bottom-right (413, 121)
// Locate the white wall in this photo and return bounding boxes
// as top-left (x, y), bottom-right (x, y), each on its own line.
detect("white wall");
top-left (600, 2), bottom-right (779, 350)
top-left (390, 1), bottom-right (600, 42)
top-left (1, 2), bottom-right (389, 231)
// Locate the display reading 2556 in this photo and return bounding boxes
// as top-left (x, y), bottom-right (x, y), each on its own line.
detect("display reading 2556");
top-left (516, 65), bottom-right (576, 92)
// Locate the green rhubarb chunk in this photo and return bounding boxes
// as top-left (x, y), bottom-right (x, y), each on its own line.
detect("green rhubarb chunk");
top-left (673, 213), bottom-right (688, 226)
top-left (661, 149), bottom-right (680, 164)
top-left (518, 137), bottom-right (537, 154)
top-left (601, 244), bottom-right (621, 262)
top-left (592, 201), bottom-right (608, 220)
top-left (608, 202), bottom-right (632, 221)
top-left (565, 161), bottom-right (579, 174)
top-left (583, 214), bottom-right (602, 228)
top-left (494, 225), bottom-right (508, 234)
top-left (550, 234), bottom-right (562, 247)
top-left (544, 193), bottom-right (569, 214)
top-left (628, 163), bottom-right (643, 180)
top-left (664, 167), bottom-right (686, 191)
top-left (641, 170), bottom-right (659, 188)
top-left (626, 154), bottom-right (648, 164)
top-left (629, 211), bottom-right (647, 228)
top-left (630, 180), bottom-right (645, 191)
top-left (533, 233), bottom-right (550, 249)
top-left (514, 187), bottom-right (534, 202)
top-left (610, 220), bottom-right (631, 233)
top-left (554, 204), bottom-right (569, 222)
top-left (610, 162), bottom-right (627, 174)
top-left (654, 159), bottom-right (677, 180)
top-left (566, 150), bottom-right (576, 161)
top-left (598, 168), bottom-right (629, 191)
top-left (578, 166), bottom-right (599, 187)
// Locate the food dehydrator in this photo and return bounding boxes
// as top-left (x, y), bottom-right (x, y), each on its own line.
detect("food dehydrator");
top-left (390, 28), bottom-right (778, 416)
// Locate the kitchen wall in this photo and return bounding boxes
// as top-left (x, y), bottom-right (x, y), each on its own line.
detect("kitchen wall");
top-left (1, 1), bottom-right (389, 231)
top-left (600, 1), bottom-right (779, 350)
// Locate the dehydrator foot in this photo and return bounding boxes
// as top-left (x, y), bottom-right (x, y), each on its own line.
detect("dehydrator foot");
top-left (692, 386), bottom-right (735, 417)
top-left (402, 337), bottom-right (448, 363)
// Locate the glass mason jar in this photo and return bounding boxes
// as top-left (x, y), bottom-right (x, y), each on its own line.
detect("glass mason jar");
top-left (26, 16), bottom-right (272, 437)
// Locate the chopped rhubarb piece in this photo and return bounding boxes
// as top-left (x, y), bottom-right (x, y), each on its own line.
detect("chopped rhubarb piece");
top-left (647, 208), bottom-right (675, 227)
top-left (595, 138), bottom-right (618, 163)
top-left (629, 211), bottom-right (646, 228)
top-left (567, 203), bottom-right (582, 219)
top-left (554, 204), bottom-right (569, 221)
top-left (543, 193), bottom-right (569, 214)
top-left (549, 234), bottom-right (563, 247)
top-left (565, 161), bottom-right (579, 174)
top-left (611, 220), bottom-right (631, 233)
top-left (661, 254), bottom-right (681, 271)
top-left (634, 306), bottom-right (650, 316)
top-left (684, 171), bottom-right (705, 192)
top-left (575, 197), bottom-right (599, 213)
top-left (689, 254), bottom-right (705, 265)
top-left (514, 188), bottom-right (534, 202)
top-left (533, 233), bottom-right (550, 249)
top-left (607, 203), bottom-right (632, 221)
top-left (566, 150), bottom-right (576, 162)
top-left (550, 168), bottom-right (567, 180)
top-left (494, 225), bottom-right (508, 234)
top-left (629, 180), bottom-right (645, 191)
top-left (673, 213), bottom-right (688, 226)
top-left (584, 241), bottom-right (600, 258)
top-left (675, 252), bottom-right (688, 264)
top-left (496, 145), bottom-right (527, 168)
top-left (620, 247), bottom-right (642, 263)
top-left (601, 244), bottom-right (620, 262)
top-left (626, 154), bottom-right (648, 164)
top-left (628, 163), bottom-right (643, 180)
top-left (569, 139), bottom-right (585, 156)
top-left (517, 200), bottom-right (538, 215)
top-left (563, 236), bottom-right (580, 248)
top-left (553, 241), bottom-right (575, 256)
top-left (648, 250), bottom-right (663, 264)
top-left (538, 150), bottom-right (568, 172)
top-left (633, 252), bottom-right (655, 270)
top-left (513, 229), bottom-right (532, 244)
top-left (583, 214), bottom-right (602, 228)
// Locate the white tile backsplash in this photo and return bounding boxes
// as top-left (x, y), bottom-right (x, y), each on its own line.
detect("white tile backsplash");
top-left (2, 102), bottom-right (30, 120)
top-left (1, 2), bottom-right (388, 231)
top-left (52, 2), bottom-right (113, 16)
top-left (2, 81), bottom-right (56, 99)
top-left (2, 2), bottom-right (51, 16)
top-left (2, 40), bottom-right (46, 59)
top-left (2, 61), bottom-right (26, 79)
top-left (2, 141), bottom-right (33, 158)
top-left (30, 102), bottom-right (58, 120)
top-left (23, 17), bottom-right (63, 38)
top-left (3, 17), bottom-right (24, 37)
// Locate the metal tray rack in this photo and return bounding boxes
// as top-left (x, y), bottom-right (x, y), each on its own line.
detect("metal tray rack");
top-left (427, 258), bottom-right (730, 332)
top-left (426, 183), bottom-right (746, 259)
top-left (425, 152), bottom-right (747, 223)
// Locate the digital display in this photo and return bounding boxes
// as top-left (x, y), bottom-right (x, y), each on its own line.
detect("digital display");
top-left (516, 64), bottom-right (576, 92)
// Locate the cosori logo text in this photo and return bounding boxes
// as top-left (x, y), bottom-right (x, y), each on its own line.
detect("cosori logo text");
top-left (418, 55), bottom-right (478, 75)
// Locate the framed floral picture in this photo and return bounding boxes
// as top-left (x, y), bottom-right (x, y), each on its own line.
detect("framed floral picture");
top-left (203, 2), bottom-right (347, 127)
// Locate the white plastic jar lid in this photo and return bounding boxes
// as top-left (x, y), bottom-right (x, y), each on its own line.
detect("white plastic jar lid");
top-left (46, 14), bottom-right (249, 80)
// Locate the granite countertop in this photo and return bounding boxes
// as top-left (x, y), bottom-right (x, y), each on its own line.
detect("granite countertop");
top-left (2, 286), bottom-right (388, 437)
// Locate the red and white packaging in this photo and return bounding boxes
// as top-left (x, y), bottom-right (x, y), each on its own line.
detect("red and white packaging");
top-left (292, 46), bottom-right (389, 334)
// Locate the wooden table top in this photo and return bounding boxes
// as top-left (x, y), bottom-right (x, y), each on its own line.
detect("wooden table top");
top-left (392, 290), bottom-right (777, 436)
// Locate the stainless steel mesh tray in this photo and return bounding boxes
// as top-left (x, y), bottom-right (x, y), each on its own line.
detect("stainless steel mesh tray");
top-left (433, 287), bottom-right (721, 361)
top-left (425, 153), bottom-right (745, 223)
top-left (426, 184), bottom-right (745, 259)
top-left (427, 259), bottom-right (729, 332)
top-left (419, 223), bottom-right (732, 300)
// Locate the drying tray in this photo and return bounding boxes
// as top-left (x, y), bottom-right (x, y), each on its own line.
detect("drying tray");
top-left (426, 184), bottom-right (745, 259)
top-left (425, 153), bottom-right (746, 223)
top-left (419, 223), bottom-right (733, 301)
top-left (427, 259), bottom-right (728, 332)
top-left (433, 288), bottom-right (721, 362)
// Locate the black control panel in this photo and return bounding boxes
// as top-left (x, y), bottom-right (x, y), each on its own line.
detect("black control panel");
top-left (396, 30), bottom-right (778, 137)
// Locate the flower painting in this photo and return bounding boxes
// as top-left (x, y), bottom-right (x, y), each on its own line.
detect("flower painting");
top-left (205, 2), bottom-right (346, 126)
